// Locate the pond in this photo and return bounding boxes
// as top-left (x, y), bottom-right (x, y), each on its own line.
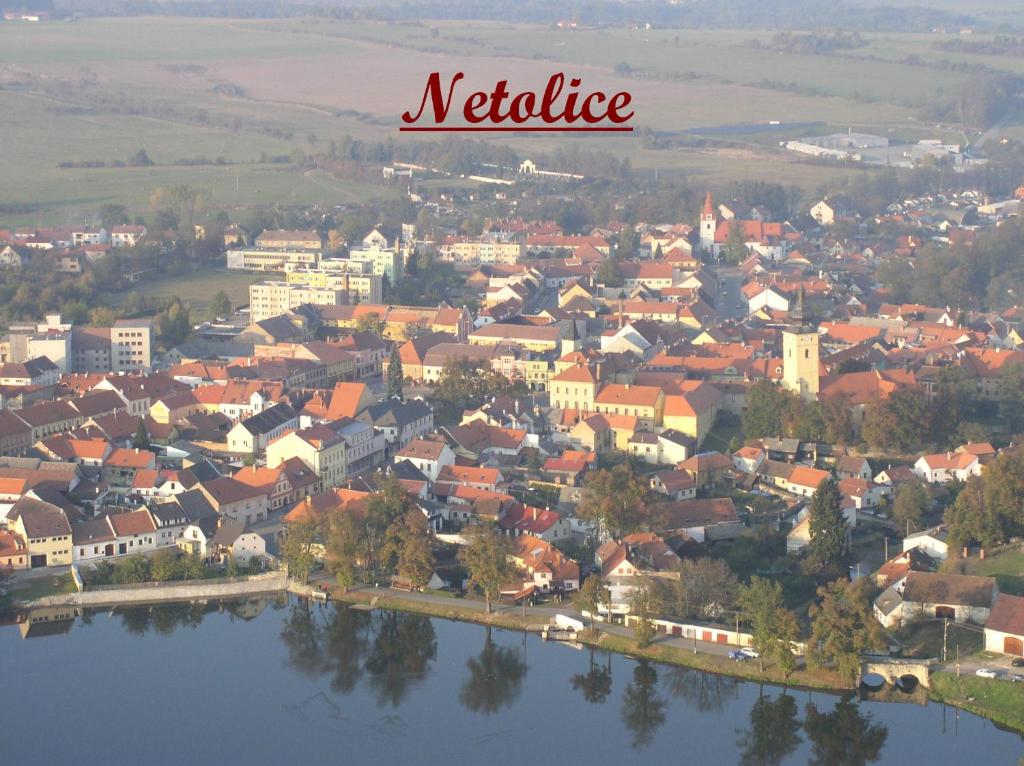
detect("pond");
top-left (2, 597), bottom-right (1022, 765)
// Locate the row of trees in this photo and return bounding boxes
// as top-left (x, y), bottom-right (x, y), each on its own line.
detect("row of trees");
top-left (744, 366), bottom-right (1023, 455)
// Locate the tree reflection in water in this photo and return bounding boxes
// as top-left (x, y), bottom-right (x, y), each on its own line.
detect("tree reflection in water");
top-left (571, 648), bottom-right (613, 704)
top-left (804, 695), bottom-right (888, 766)
top-left (364, 610), bottom-right (437, 707)
top-left (735, 688), bottom-right (802, 766)
top-left (459, 626), bottom-right (528, 716)
top-left (663, 665), bottom-right (739, 713)
top-left (620, 660), bottom-right (666, 749)
top-left (280, 602), bottom-right (437, 707)
top-left (280, 600), bottom-right (330, 678)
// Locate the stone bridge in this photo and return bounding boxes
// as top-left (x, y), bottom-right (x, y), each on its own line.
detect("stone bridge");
top-left (861, 658), bottom-right (935, 689)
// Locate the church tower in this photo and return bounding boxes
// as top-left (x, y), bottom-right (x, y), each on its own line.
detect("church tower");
top-left (782, 288), bottom-right (819, 400)
top-left (699, 191), bottom-right (717, 253)
top-left (561, 320), bottom-right (581, 357)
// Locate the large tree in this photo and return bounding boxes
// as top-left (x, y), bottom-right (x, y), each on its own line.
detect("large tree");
top-left (738, 576), bottom-right (800, 676)
top-left (807, 579), bottom-right (885, 685)
top-left (861, 388), bottom-right (929, 453)
top-left (459, 524), bottom-right (512, 613)
top-left (807, 476), bottom-right (847, 576)
top-left (944, 474), bottom-right (1001, 554)
top-left (629, 577), bottom-right (662, 648)
top-left (325, 511), bottom-right (366, 591)
top-left (281, 519), bottom-right (320, 584)
top-left (208, 290), bottom-right (231, 321)
top-left (674, 557), bottom-right (739, 621)
top-left (573, 574), bottom-right (611, 630)
top-left (576, 464), bottom-right (648, 539)
top-left (891, 479), bottom-right (929, 536)
top-left (381, 510), bottom-right (434, 589)
top-left (385, 344), bottom-right (404, 400)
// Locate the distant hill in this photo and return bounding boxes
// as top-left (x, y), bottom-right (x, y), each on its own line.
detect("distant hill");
top-left (49, 0), bottom-right (1005, 34)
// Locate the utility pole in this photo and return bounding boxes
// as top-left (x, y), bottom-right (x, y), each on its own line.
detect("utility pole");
top-left (943, 618), bottom-right (949, 662)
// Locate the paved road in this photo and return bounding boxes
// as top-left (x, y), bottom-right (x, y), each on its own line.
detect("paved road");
top-left (713, 265), bottom-right (746, 321)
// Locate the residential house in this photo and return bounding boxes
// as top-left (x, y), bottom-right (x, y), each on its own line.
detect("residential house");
top-left (914, 451), bottom-right (982, 484)
top-left (226, 402), bottom-right (299, 455)
top-left (508, 534), bottom-right (579, 592)
top-left (8, 497), bottom-right (72, 567)
top-left (874, 571), bottom-right (997, 628)
top-left (394, 436), bottom-right (455, 482)
top-left (198, 476), bottom-right (271, 526)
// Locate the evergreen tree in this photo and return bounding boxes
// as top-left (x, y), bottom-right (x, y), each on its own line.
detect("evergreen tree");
top-left (133, 419), bottom-right (150, 450)
top-left (386, 344), bottom-right (404, 400)
top-left (807, 476), bottom-right (847, 575)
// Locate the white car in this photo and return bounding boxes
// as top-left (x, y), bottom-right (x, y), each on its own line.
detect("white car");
top-left (739, 647), bottom-right (760, 659)
top-left (975, 668), bottom-right (999, 678)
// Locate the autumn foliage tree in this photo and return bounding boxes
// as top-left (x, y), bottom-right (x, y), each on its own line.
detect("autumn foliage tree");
top-left (576, 464), bottom-right (649, 539)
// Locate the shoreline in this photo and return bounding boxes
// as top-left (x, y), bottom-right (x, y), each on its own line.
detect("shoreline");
top-left (13, 577), bottom-right (1024, 734)
top-left (323, 584), bottom-right (1024, 735)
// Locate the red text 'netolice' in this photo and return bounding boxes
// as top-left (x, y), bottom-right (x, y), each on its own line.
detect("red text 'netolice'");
top-left (400, 72), bottom-right (634, 132)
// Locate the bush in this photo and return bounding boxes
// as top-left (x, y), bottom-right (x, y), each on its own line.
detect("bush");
top-left (113, 555), bottom-right (151, 585)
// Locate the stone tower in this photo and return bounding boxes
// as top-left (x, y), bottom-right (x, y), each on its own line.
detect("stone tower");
top-left (782, 288), bottom-right (819, 400)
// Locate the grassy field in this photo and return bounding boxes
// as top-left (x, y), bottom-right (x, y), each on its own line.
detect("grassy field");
top-left (8, 572), bottom-right (78, 602)
top-left (4, 17), bottom-right (1024, 224)
top-left (112, 269), bottom-right (266, 314)
top-left (964, 547), bottom-right (1024, 595)
top-left (0, 16), bottom-right (970, 226)
top-left (931, 673), bottom-right (1024, 734)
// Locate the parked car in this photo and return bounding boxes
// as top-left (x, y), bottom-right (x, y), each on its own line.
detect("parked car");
top-left (975, 668), bottom-right (999, 678)
top-left (728, 650), bottom-right (748, 661)
top-left (739, 647), bottom-right (760, 659)
top-left (1011, 657), bottom-right (1024, 668)
top-left (1011, 674), bottom-right (1023, 683)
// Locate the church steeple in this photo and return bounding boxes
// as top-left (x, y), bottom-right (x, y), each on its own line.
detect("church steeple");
top-left (699, 191), bottom-right (717, 253)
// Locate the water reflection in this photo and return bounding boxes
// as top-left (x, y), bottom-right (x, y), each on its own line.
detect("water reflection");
top-left (571, 649), bottom-right (613, 704)
top-left (804, 695), bottom-right (888, 766)
top-left (6, 600), bottom-right (1021, 765)
top-left (735, 689), bottom-right (802, 766)
top-left (280, 602), bottom-right (437, 707)
top-left (664, 665), bottom-right (740, 713)
top-left (459, 626), bottom-right (528, 715)
top-left (620, 660), bottom-right (667, 749)
top-left (364, 610), bottom-right (437, 707)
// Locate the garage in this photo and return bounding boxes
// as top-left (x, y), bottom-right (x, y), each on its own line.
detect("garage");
top-left (30, 554), bottom-right (47, 568)
top-left (983, 593), bottom-right (1024, 657)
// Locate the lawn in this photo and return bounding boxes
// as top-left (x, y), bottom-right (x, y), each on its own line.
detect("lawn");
top-left (964, 547), bottom-right (1024, 596)
top-left (111, 268), bottom-right (267, 314)
top-left (9, 572), bottom-right (78, 602)
top-left (701, 411), bottom-right (742, 453)
top-left (931, 673), bottom-right (1024, 734)
top-left (897, 620), bottom-right (984, 660)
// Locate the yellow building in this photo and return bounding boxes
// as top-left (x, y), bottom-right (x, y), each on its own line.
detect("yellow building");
top-left (594, 384), bottom-right (665, 430)
top-left (11, 498), bottom-right (72, 568)
top-left (249, 282), bottom-right (347, 323)
top-left (266, 424), bottom-right (347, 491)
top-left (663, 382), bottom-right (723, 444)
top-left (285, 268), bottom-right (383, 305)
top-left (550, 365), bottom-right (599, 411)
